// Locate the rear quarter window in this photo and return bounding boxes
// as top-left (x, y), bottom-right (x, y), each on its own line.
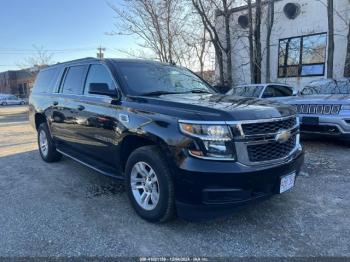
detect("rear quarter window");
top-left (60, 65), bottom-right (87, 95)
top-left (32, 68), bottom-right (60, 94)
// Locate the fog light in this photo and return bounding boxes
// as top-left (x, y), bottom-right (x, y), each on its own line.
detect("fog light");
top-left (203, 140), bottom-right (235, 159)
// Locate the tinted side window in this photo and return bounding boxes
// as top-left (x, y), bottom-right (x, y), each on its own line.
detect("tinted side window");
top-left (84, 64), bottom-right (116, 94)
top-left (33, 68), bottom-right (60, 94)
top-left (263, 85), bottom-right (293, 97)
top-left (61, 66), bottom-right (86, 95)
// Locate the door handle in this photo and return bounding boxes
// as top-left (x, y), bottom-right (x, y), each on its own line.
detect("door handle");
top-left (53, 101), bottom-right (58, 106)
top-left (77, 105), bottom-right (85, 111)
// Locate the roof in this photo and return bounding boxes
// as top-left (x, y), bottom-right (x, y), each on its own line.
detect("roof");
top-left (42, 57), bottom-right (168, 71)
top-left (235, 83), bottom-right (293, 88)
top-left (108, 58), bottom-right (170, 65)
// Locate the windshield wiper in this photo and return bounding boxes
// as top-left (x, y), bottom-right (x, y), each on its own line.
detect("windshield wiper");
top-left (141, 89), bottom-right (212, 96)
top-left (185, 89), bottom-right (212, 94)
top-left (141, 91), bottom-right (182, 96)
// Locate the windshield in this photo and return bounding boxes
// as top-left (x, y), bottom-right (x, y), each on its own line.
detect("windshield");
top-left (302, 79), bottom-right (350, 95)
top-left (116, 62), bottom-right (214, 96)
top-left (227, 85), bottom-right (264, 98)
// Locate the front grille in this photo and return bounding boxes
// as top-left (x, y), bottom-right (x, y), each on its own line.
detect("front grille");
top-left (247, 135), bottom-right (297, 162)
top-left (241, 117), bottom-right (297, 136)
top-left (296, 104), bottom-right (341, 115)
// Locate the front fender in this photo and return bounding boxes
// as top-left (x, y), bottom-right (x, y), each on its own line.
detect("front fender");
top-left (121, 113), bottom-right (192, 171)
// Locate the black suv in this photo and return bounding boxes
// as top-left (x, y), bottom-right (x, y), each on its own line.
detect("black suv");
top-left (29, 58), bottom-right (304, 222)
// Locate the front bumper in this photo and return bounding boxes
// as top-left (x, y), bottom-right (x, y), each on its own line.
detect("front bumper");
top-left (173, 148), bottom-right (304, 221)
top-left (299, 114), bottom-right (350, 140)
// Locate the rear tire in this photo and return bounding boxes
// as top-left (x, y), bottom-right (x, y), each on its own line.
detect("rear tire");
top-left (37, 123), bottom-right (62, 162)
top-left (125, 146), bottom-right (175, 223)
top-left (20, 101), bottom-right (25, 105)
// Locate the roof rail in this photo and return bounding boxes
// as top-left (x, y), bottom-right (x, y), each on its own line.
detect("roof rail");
top-left (40, 57), bottom-right (99, 71)
top-left (63, 57), bottom-right (98, 64)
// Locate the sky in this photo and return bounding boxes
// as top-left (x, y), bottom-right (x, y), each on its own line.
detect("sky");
top-left (0, 0), bottom-right (137, 72)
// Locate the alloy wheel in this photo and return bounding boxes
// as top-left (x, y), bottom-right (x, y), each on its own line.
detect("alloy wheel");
top-left (39, 130), bottom-right (49, 157)
top-left (130, 162), bottom-right (160, 211)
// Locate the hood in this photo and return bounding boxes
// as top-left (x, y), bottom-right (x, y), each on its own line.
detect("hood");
top-left (271, 94), bottom-right (350, 105)
top-left (129, 93), bottom-right (296, 121)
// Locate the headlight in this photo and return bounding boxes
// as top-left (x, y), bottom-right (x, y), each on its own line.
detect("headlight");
top-left (179, 122), bottom-right (235, 160)
top-left (179, 123), bottom-right (231, 141)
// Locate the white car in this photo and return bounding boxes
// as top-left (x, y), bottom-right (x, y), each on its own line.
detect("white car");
top-left (226, 83), bottom-right (297, 99)
top-left (0, 95), bottom-right (26, 106)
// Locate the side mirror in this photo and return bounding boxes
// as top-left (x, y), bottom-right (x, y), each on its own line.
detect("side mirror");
top-left (89, 83), bottom-right (118, 97)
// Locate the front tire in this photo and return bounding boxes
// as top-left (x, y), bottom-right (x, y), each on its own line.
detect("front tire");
top-left (125, 146), bottom-right (175, 223)
top-left (37, 123), bottom-right (62, 162)
top-left (1, 102), bottom-right (7, 106)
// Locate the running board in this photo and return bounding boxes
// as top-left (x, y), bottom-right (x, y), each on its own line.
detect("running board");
top-left (57, 149), bottom-right (124, 180)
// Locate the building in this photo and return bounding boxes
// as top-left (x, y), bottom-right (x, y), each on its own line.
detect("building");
top-left (0, 68), bottom-right (38, 98)
top-left (215, 0), bottom-right (350, 90)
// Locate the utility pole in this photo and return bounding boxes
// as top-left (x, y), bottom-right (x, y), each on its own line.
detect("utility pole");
top-left (97, 46), bottom-right (106, 59)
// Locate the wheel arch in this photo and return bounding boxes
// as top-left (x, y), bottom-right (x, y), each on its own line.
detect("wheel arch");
top-left (120, 134), bottom-right (173, 173)
top-left (34, 113), bottom-right (47, 130)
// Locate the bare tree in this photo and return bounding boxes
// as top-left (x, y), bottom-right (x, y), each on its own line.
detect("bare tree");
top-left (247, 0), bottom-right (255, 84)
top-left (191, 0), bottom-right (235, 87)
top-left (192, 0), bottom-right (223, 85)
top-left (197, 28), bottom-right (210, 76)
top-left (254, 0), bottom-right (262, 83)
top-left (15, 46), bottom-right (53, 97)
top-left (265, 0), bottom-right (275, 82)
top-left (109, 0), bottom-right (212, 74)
top-left (21, 45), bottom-right (53, 72)
top-left (183, 26), bottom-right (211, 76)
top-left (327, 0), bottom-right (334, 78)
top-left (109, 0), bottom-right (189, 64)
top-left (222, 0), bottom-right (233, 86)
top-left (344, 24), bottom-right (350, 77)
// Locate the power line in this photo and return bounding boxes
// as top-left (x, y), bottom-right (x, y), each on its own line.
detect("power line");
top-left (0, 47), bottom-right (96, 52)
top-left (0, 50), bottom-right (96, 55)
top-left (0, 46), bottom-right (122, 56)
top-left (0, 47), bottom-right (98, 55)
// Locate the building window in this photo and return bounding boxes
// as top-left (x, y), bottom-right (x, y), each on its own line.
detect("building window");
top-left (278, 33), bottom-right (327, 78)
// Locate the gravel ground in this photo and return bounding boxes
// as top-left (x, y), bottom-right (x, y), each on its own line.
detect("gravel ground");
top-left (0, 105), bottom-right (349, 258)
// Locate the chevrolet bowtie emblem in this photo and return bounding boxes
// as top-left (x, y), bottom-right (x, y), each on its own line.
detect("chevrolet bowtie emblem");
top-left (275, 129), bottom-right (292, 143)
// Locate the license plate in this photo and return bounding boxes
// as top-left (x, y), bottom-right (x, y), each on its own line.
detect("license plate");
top-left (279, 172), bottom-right (296, 193)
top-left (302, 117), bottom-right (319, 125)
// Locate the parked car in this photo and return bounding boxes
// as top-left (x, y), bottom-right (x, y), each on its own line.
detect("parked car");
top-left (29, 58), bottom-right (304, 222)
top-left (226, 83), bottom-right (297, 99)
top-left (0, 95), bottom-right (26, 106)
top-left (288, 78), bottom-right (350, 140)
